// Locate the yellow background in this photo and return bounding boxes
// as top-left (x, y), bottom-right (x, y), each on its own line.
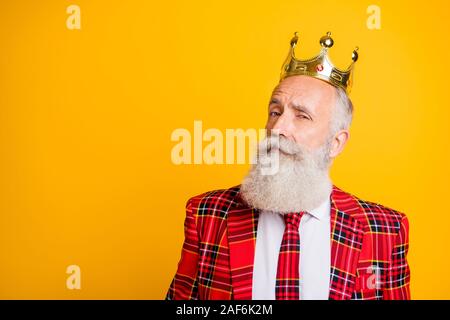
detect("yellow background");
top-left (0, 0), bottom-right (448, 299)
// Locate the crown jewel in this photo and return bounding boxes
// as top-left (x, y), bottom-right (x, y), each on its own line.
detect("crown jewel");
top-left (280, 32), bottom-right (359, 94)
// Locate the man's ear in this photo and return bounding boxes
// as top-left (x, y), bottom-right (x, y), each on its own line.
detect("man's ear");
top-left (329, 129), bottom-right (350, 158)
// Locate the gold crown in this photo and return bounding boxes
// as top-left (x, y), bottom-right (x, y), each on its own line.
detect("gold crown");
top-left (280, 32), bottom-right (359, 94)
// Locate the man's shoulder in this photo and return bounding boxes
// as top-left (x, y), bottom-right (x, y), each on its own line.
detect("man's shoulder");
top-left (336, 186), bottom-right (408, 232)
top-left (186, 185), bottom-right (242, 216)
top-left (356, 197), bottom-right (406, 219)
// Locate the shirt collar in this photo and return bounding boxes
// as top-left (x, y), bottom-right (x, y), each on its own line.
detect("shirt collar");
top-left (307, 193), bottom-right (331, 221)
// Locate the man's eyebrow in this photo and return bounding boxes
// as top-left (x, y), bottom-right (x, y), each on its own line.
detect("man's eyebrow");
top-left (291, 103), bottom-right (314, 117)
top-left (269, 97), bottom-right (281, 105)
top-left (268, 98), bottom-right (314, 118)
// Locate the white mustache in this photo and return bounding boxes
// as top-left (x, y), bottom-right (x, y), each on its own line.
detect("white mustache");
top-left (258, 134), bottom-right (303, 156)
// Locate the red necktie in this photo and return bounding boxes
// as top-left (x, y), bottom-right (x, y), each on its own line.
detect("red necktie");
top-left (275, 211), bottom-right (306, 300)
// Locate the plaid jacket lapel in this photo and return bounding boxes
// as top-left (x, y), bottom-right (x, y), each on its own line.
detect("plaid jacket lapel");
top-left (328, 185), bottom-right (365, 300)
top-left (226, 191), bottom-right (259, 300)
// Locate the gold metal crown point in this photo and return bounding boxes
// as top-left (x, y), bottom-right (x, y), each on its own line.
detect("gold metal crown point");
top-left (280, 32), bottom-right (359, 94)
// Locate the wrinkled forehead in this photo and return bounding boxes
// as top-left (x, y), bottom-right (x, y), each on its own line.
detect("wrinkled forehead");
top-left (271, 75), bottom-right (336, 110)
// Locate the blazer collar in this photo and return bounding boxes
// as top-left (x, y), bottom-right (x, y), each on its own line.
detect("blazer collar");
top-left (226, 185), bottom-right (365, 300)
top-left (327, 185), bottom-right (365, 299)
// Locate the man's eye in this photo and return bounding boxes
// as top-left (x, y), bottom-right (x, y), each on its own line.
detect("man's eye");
top-left (269, 111), bottom-right (281, 117)
top-left (296, 114), bottom-right (310, 120)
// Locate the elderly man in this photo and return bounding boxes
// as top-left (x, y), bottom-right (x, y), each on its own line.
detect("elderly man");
top-left (166, 32), bottom-right (410, 300)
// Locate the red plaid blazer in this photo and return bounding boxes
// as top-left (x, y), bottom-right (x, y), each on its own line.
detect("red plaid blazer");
top-left (166, 185), bottom-right (410, 300)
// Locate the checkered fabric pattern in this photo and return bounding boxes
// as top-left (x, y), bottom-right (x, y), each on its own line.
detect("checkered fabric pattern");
top-left (275, 212), bottom-right (305, 300)
top-left (166, 185), bottom-right (410, 300)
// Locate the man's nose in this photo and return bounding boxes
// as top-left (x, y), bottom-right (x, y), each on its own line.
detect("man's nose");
top-left (271, 113), bottom-right (294, 138)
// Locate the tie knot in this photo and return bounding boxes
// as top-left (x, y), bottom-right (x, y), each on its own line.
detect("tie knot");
top-left (283, 211), bottom-right (306, 228)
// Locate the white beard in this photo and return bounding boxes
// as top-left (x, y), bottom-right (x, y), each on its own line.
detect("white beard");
top-left (240, 134), bottom-right (333, 213)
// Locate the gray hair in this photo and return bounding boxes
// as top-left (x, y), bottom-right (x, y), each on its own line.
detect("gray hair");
top-left (329, 86), bottom-right (353, 136)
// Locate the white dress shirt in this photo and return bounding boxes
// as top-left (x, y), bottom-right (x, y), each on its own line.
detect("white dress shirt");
top-left (252, 196), bottom-right (331, 300)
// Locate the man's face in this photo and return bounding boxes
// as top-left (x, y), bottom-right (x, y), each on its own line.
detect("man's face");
top-left (266, 75), bottom-right (336, 152)
top-left (240, 75), bottom-right (346, 212)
